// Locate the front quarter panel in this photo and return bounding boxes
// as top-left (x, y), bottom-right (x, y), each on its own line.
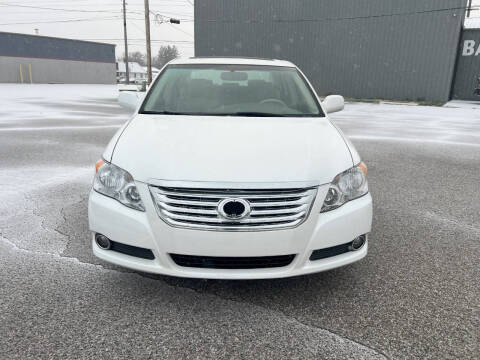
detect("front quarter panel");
top-left (330, 121), bottom-right (362, 165)
top-left (102, 118), bottom-right (134, 162)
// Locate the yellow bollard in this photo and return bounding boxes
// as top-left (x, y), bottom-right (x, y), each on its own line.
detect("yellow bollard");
top-left (19, 64), bottom-right (24, 84)
top-left (28, 64), bottom-right (33, 84)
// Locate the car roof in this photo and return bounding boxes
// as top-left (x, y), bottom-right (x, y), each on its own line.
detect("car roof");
top-left (168, 57), bottom-right (296, 68)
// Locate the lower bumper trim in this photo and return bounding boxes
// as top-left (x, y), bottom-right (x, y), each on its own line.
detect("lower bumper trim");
top-left (109, 240), bottom-right (155, 260)
top-left (170, 253), bottom-right (295, 269)
top-left (309, 237), bottom-right (366, 261)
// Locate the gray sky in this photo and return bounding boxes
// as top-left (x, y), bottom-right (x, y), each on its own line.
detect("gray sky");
top-left (0, 0), bottom-right (194, 58)
top-left (465, 0), bottom-right (480, 28)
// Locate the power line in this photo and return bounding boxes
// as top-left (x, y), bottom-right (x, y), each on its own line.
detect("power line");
top-left (0, 3), bottom-right (192, 19)
top-left (84, 39), bottom-right (194, 47)
top-left (0, 16), bottom-right (123, 26)
top-left (83, 38), bottom-right (193, 43)
top-left (0, 16), bottom-right (149, 26)
top-left (0, 3), bottom-right (121, 13)
top-left (129, 20), bottom-right (145, 35)
top-left (2, 0), bottom-right (120, 3)
top-left (8, 0), bottom-right (190, 4)
top-left (150, 12), bottom-right (194, 22)
top-left (3, 3), bottom-right (474, 27)
top-left (149, 8), bottom-right (194, 18)
top-left (167, 22), bottom-right (193, 38)
top-left (197, 5), bottom-right (478, 24)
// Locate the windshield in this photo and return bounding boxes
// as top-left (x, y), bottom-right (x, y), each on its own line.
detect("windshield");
top-left (140, 64), bottom-right (323, 117)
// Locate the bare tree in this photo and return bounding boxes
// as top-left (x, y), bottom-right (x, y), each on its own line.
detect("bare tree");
top-left (129, 51), bottom-right (147, 66)
top-left (152, 45), bottom-right (180, 69)
top-left (118, 51), bottom-right (146, 66)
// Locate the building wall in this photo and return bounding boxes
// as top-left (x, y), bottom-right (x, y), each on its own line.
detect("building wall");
top-left (0, 32), bottom-right (115, 84)
top-left (194, 0), bottom-right (467, 103)
top-left (451, 29), bottom-right (480, 101)
top-left (0, 56), bottom-right (115, 84)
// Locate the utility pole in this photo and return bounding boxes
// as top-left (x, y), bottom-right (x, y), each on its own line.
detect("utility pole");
top-left (467, 0), bottom-right (473, 17)
top-left (144, 6), bottom-right (181, 84)
top-left (123, 0), bottom-right (130, 84)
top-left (144, 0), bottom-right (152, 84)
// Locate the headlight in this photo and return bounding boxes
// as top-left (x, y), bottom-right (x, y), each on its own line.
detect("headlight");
top-left (93, 159), bottom-right (145, 211)
top-left (321, 162), bottom-right (368, 212)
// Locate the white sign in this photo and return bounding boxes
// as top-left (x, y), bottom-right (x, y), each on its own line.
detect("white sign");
top-left (462, 40), bottom-right (480, 56)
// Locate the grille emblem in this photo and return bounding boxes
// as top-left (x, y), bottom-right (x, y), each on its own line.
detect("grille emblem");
top-left (217, 198), bottom-right (251, 220)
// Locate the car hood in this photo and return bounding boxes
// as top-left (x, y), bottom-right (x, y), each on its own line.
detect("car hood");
top-left (110, 114), bottom-right (354, 185)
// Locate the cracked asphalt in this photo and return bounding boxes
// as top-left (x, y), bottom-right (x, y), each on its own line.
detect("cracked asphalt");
top-left (1, 85), bottom-right (479, 359)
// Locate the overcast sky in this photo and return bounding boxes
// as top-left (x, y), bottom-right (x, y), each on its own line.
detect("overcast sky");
top-left (1, 0), bottom-right (479, 61)
top-left (0, 0), bottom-right (195, 58)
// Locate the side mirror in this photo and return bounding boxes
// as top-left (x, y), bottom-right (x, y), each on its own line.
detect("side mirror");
top-left (322, 95), bottom-right (344, 114)
top-left (118, 90), bottom-right (144, 111)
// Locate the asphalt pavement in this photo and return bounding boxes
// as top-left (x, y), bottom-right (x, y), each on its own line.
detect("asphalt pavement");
top-left (0, 85), bottom-right (478, 359)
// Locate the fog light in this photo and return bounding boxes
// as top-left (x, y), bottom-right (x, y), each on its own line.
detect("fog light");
top-left (95, 234), bottom-right (111, 250)
top-left (349, 235), bottom-right (366, 251)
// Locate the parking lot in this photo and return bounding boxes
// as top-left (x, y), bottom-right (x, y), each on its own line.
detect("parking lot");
top-left (1, 84), bottom-right (478, 359)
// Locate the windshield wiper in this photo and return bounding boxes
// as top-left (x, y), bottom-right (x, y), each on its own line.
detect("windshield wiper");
top-left (140, 110), bottom-right (298, 117)
top-left (228, 112), bottom-right (287, 117)
top-left (140, 110), bottom-right (189, 115)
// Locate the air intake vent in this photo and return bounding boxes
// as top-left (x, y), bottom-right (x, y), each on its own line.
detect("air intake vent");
top-left (110, 240), bottom-right (155, 260)
top-left (170, 254), bottom-right (295, 269)
top-left (149, 184), bottom-right (317, 231)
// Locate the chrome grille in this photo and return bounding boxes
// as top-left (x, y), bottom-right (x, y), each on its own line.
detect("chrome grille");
top-left (149, 184), bottom-right (318, 231)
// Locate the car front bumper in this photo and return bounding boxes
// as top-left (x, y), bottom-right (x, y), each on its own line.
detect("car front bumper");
top-left (88, 183), bottom-right (372, 279)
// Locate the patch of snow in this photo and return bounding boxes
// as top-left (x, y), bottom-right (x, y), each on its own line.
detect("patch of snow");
top-left (444, 100), bottom-right (480, 110)
top-left (0, 166), bottom-right (92, 201)
top-left (0, 84), bottom-right (130, 129)
top-left (0, 166), bottom-right (93, 254)
top-left (330, 102), bottom-right (480, 147)
top-left (0, 125), bottom-right (121, 132)
top-left (118, 84), bottom-right (140, 92)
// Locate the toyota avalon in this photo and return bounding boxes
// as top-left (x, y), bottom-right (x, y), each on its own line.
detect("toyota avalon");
top-left (88, 57), bottom-right (372, 279)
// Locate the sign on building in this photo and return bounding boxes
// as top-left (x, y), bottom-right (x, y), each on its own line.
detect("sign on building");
top-left (452, 29), bottom-right (480, 100)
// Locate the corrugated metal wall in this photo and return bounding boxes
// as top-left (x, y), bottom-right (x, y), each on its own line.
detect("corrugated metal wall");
top-left (0, 56), bottom-right (116, 84)
top-left (0, 32), bottom-right (115, 63)
top-left (0, 32), bottom-right (116, 84)
top-left (194, 0), bottom-right (467, 102)
top-left (452, 29), bottom-right (480, 101)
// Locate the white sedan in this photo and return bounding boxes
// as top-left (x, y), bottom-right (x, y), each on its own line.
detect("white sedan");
top-left (89, 57), bottom-right (372, 279)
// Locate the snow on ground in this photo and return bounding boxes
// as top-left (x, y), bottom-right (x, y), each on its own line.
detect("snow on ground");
top-left (0, 84), bottom-right (131, 253)
top-left (331, 101), bottom-right (480, 147)
top-left (0, 84), bottom-right (130, 129)
top-left (0, 84), bottom-right (129, 199)
top-left (444, 100), bottom-right (480, 110)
